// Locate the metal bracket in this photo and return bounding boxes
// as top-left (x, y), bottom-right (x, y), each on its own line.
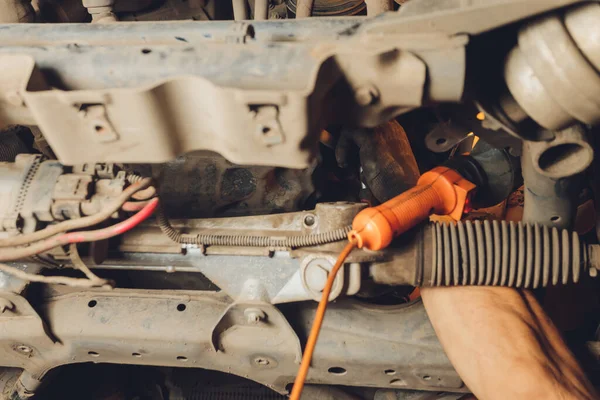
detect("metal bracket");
top-left (252, 105), bottom-right (285, 146)
top-left (210, 301), bottom-right (302, 363)
top-left (77, 104), bottom-right (119, 143)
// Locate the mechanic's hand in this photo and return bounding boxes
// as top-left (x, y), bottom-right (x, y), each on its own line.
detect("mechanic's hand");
top-left (421, 286), bottom-right (598, 400)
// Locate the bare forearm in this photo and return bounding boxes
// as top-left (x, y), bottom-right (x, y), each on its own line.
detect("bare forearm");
top-left (421, 287), bottom-right (597, 400)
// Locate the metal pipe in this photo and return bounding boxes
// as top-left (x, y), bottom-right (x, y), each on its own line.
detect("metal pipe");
top-left (365, 0), bottom-right (393, 16)
top-left (525, 125), bottom-right (593, 179)
top-left (522, 141), bottom-right (582, 229)
top-left (295, 0), bottom-right (314, 18)
top-left (232, 0), bottom-right (248, 20)
top-left (254, 0), bottom-right (269, 20)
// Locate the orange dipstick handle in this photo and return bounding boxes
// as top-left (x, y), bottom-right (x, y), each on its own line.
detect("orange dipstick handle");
top-left (349, 167), bottom-right (476, 251)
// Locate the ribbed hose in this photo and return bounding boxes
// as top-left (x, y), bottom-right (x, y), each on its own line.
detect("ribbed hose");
top-left (429, 221), bottom-right (588, 288)
top-left (157, 208), bottom-right (352, 249)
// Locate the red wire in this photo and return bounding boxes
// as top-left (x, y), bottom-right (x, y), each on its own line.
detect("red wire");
top-left (0, 198), bottom-right (159, 262)
top-left (66, 197), bottom-right (159, 241)
top-left (122, 200), bottom-right (153, 212)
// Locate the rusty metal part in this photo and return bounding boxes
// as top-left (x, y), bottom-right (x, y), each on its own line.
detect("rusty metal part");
top-left (154, 153), bottom-right (314, 219)
top-left (2, 0), bottom-right (576, 167)
top-left (505, 2), bottom-right (600, 131)
top-left (370, 221), bottom-right (599, 288)
top-left (103, 202), bottom-right (367, 304)
top-left (522, 142), bottom-right (582, 229)
top-left (156, 206), bottom-right (352, 248)
top-left (120, 201), bottom-right (365, 253)
top-left (0, 289), bottom-right (463, 397)
top-left (0, 26), bottom-right (450, 168)
top-left (424, 122), bottom-right (471, 154)
top-left (287, 0), bottom-right (365, 16)
top-left (525, 125), bottom-right (593, 179)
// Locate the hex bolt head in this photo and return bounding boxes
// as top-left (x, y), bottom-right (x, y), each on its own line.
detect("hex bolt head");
top-left (354, 85), bottom-right (379, 106)
top-left (303, 214), bottom-right (316, 228)
top-left (244, 308), bottom-right (266, 324)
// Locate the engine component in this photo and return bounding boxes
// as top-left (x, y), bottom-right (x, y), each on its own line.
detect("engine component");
top-left (0, 288), bottom-right (462, 399)
top-left (2, 1), bottom-right (600, 397)
top-left (157, 207), bottom-right (351, 248)
top-left (287, 0), bottom-right (366, 16)
top-left (337, 120), bottom-right (420, 203)
top-left (350, 167), bottom-right (475, 251)
top-left (0, 154), bottom-right (62, 235)
top-left (0, 155), bottom-right (134, 236)
top-left (524, 124), bottom-right (593, 179)
top-left (505, 2), bottom-right (600, 131)
top-left (293, 166), bottom-right (475, 400)
top-left (83, 0), bottom-right (118, 22)
top-left (0, 175), bottom-right (152, 249)
top-left (0, 4), bottom-right (471, 167)
top-left (155, 153), bottom-right (314, 219)
top-left (445, 139), bottom-right (520, 208)
top-left (0, 198), bottom-right (158, 262)
top-left (371, 221), bottom-right (599, 288)
top-left (521, 142), bottom-right (582, 230)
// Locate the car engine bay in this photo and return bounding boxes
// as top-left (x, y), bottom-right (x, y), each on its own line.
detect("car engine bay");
top-left (0, 0), bottom-right (599, 398)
